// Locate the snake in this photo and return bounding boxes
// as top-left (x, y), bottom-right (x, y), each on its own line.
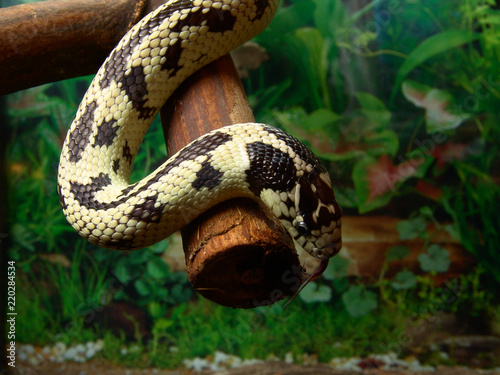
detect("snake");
top-left (57, 0), bottom-right (343, 275)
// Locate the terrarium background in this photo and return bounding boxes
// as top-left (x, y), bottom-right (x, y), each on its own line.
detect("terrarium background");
top-left (3, 0), bottom-right (500, 370)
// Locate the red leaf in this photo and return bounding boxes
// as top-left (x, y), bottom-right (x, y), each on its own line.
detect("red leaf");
top-left (366, 155), bottom-right (397, 201)
top-left (432, 142), bottom-right (468, 169)
top-left (416, 180), bottom-right (443, 200)
top-left (367, 155), bottom-right (425, 202)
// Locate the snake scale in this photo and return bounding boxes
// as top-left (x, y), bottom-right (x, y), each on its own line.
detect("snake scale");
top-left (57, 0), bottom-right (342, 267)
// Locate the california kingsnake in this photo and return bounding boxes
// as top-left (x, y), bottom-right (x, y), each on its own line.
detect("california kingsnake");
top-left (57, 0), bottom-right (342, 265)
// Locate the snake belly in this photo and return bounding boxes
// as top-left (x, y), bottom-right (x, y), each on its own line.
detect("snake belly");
top-left (57, 0), bottom-right (343, 260)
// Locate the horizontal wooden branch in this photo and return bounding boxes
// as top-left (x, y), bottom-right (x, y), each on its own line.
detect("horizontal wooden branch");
top-left (0, 0), bottom-right (167, 95)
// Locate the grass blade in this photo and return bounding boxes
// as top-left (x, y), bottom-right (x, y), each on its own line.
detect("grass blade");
top-left (390, 30), bottom-right (481, 103)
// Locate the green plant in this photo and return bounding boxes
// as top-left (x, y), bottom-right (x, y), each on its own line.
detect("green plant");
top-left (42, 243), bottom-right (111, 322)
top-left (97, 242), bottom-right (193, 321)
top-left (297, 206), bottom-right (458, 318)
top-left (14, 243), bottom-right (114, 346)
top-left (443, 178), bottom-right (500, 288)
top-left (6, 83), bottom-right (80, 262)
top-left (249, 2), bottom-right (499, 302)
top-left (15, 247), bottom-right (113, 346)
top-left (15, 277), bottom-right (58, 344)
top-left (165, 298), bottom-right (404, 362)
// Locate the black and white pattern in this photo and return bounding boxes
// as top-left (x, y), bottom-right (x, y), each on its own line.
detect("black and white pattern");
top-left (58, 0), bottom-right (342, 260)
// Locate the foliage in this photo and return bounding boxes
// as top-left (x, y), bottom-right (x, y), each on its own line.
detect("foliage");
top-left (15, 246), bottom-right (111, 345)
top-left (247, 0), bottom-right (500, 290)
top-left (42, 243), bottom-right (111, 322)
top-left (443, 179), bottom-right (500, 287)
top-left (250, 0), bottom-right (500, 216)
top-left (141, 298), bottom-right (404, 365)
top-left (341, 285), bottom-right (378, 318)
top-left (418, 244), bottom-right (451, 273)
top-left (95, 243), bottom-right (194, 321)
top-left (297, 206), bottom-right (456, 318)
top-left (6, 83), bottom-right (82, 262)
top-left (15, 278), bottom-right (58, 345)
top-left (4, 0), bottom-right (500, 367)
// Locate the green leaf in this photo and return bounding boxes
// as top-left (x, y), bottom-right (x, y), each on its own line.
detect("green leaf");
top-left (391, 30), bottom-right (481, 102)
top-left (364, 130), bottom-right (399, 157)
top-left (386, 246), bottom-right (411, 262)
top-left (298, 281), bottom-right (332, 303)
top-left (169, 283), bottom-right (192, 304)
top-left (148, 302), bottom-right (168, 320)
top-left (397, 217), bottom-right (427, 240)
top-left (391, 270), bottom-right (418, 290)
top-left (11, 224), bottom-right (36, 252)
top-left (418, 244), bottom-right (451, 273)
top-left (402, 80), bottom-right (469, 133)
top-left (114, 258), bottom-right (139, 284)
top-left (275, 107), bottom-right (340, 156)
top-left (479, 14), bottom-right (500, 25)
top-left (157, 287), bottom-right (169, 301)
top-left (334, 186), bottom-right (358, 209)
top-left (294, 27), bottom-right (329, 108)
top-left (134, 279), bottom-right (153, 297)
top-left (322, 256), bottom-right (350, 280)
top-left (152, 317), bottom-right (173, 333)
top-left (270, 0), bottom-right (315, 35)
top-left (356, 92), bottom-right (387, 111)
top-left (444, 223), bottom-right (461, 241)
top-left (342, 285), bottom-right (378, 318)
top-left (313, 0), bottom-right (347, 39)
top-left (302, 108), bottom-right (340, 130)
top-left (151, 240), bottom-right (169, 254)
top-left (253, 79), bottom-right (292, 113)
top-left (146, 257), bottom-right (171, 279)
top-left (127, 249), bottom-right (150, 265)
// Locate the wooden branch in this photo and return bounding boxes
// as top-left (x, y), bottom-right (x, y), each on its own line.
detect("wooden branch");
top-left (161, 56), bottom-right (301, 308)
top-left (0, 0), bottom-right (167, 95)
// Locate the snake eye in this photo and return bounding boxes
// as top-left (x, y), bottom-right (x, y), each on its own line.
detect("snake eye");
top-left (296, 221), bottom-right (309, 236)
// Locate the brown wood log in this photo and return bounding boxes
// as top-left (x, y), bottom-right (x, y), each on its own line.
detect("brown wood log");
top-left (160, 55), bottom-right (301, 308)
top-left (0, 0), bottom-right (167, 95)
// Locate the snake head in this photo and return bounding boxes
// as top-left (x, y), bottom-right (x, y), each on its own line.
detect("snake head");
top-left (290, 172), bottom-right (343, 261)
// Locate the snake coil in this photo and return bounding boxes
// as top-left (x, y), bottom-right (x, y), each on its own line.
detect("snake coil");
top-left (57, 0), bottom-right (342, 265)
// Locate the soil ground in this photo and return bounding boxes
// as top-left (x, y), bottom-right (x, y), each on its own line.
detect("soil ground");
top-left (9, 360), bottom-right (500, 375)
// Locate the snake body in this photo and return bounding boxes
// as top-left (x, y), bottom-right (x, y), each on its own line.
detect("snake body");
top-left (57, 0), bottom-right (342, 261)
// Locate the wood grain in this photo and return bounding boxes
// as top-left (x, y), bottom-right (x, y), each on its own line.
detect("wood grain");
top-left (160, 56), bottom-right (301, 308)
top-left (0, 0), bottom-right (168, 95)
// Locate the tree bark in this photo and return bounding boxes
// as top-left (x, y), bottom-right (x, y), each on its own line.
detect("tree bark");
top-left (0, 0), bottom-right (167, 95)
top-left (161, 56), bottom-right (301, 308)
